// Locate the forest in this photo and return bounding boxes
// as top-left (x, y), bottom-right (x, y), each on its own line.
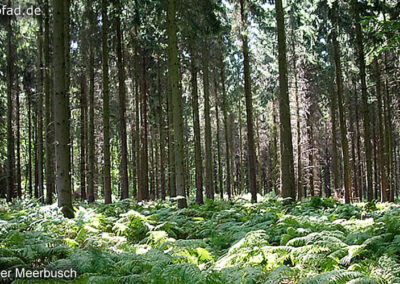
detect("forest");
top-left (0, 0), bottom-right (400, 282)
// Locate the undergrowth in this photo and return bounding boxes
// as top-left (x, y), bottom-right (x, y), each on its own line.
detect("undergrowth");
top-left (1, 195), bottom-right (400, 283)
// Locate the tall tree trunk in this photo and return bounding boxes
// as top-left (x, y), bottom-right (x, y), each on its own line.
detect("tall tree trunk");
top-left (240, 0), bottom-right (257, 203)
top-left (275, 0), bottom-right (296, 201)
top-left (53, 0), bottom-right (73, 218)
top-left (133, 25), bottom-right (140, 200)
top-left (44, 0), bottom-right (54, 204)
top-left (354, 88), bottom-right (363, 200)
top-left (307, 112), bottom-right (315, 197)
top-left (372, 104), bottom-right (379, 199)
top-left (150, 129), bottom-right (155, 200)
top-left (27, 88), bottom-right (33, 197)
top-left (383, 52), bottom-right (394, 202)
top-left (102, 0), bottom-right (112, 204)
top-left (202, 37), bottom-right (214, 201)
top-left (34, 113), bottom-right (39, 199)
top-left (157, 59), bottom-right (166, 201)
top-left (37, 11), bottom-right (44, 203)
top-left (167, 90), bottom-right (175, 198)
top-left (189, 44), bottom-right (204, 204)
top-left (116, 7), bottom-right (129, 200)
top-left (352, 0), bottom-right (373, 201)
top-left (256, 115), bottom-right (262, 195)
top-left (138, 54), bottom-right (149, 201)
top-left (272, 107), bottom-right (279, 195)
top-left (330, 83), bottom-right (340, 199)
top-left (218, 36), bottom-right (232, 199)
top-left (16, 81), bottom-right (21, 198)
top-left (291, 34), bottom-right (302, 201)
top-left (80, 76), bottom-right (86, 200)
top-left (330, 2), bottom-right (351, 204)
top-left (374, 58), bottom-right (386, 202)
top-left (64, 0), bottom-right (72, 192)
top-left (87, 0), bottom-right (96, 203)
top-left (214, 78), bottom-right (224, 199)
top-left (239, 98), bottom-right (244, 195)
top-left (349, 85), bottom-right (359, 199)
top-left (167, 0), bottom-right (186, 207)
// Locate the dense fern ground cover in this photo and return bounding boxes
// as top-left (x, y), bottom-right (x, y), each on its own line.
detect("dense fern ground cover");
top-left (1, 195), bottom-right (400, 283)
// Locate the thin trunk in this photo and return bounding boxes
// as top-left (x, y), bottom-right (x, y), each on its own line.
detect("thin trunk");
top-left (102, 0), bottom-right (112, 204)
top-left (355, 88), bottom-right (363, 200)
top-left (27, 89), bottom-right (33, 197)
top-left (374, 58), bottom-right (386, 202)
top-left (291, 35), bottom-right (302, 201)
top-left (16, 82), bottom-right (21, 198)
top-left (150, 130), bottom-right (155, 200)
top-left (139, 54), bottom-right (149, 201)
top-left (134, 26), bottom-right (140, 200)
top-left (44, 0), bottom-right (54, 204)
top-left (167, 0), bottom-right (186, 207)
top-left (87, 0), bottom-right (95, 203)
top-left (37, 12), bottom-right (44, 203)
top-left (34, 113), bottom-right (39, 199)
top-left (53, 0), bottom-right (73, 218)
top-left (383, 51), bottom-right (394, 202)
top-left (272, 107), bottom-right (279, 195)
top-left (228, 112), bottom-right (235, 196)
top-left (256, 115), bottom-right (262, 196)
top-left (218, 37), bottom-right (231, 199)
top-left (202, 37), bottom-right (214, 201)
top-left (80, 76), bottom-right (86, 200)
top-left (372, 104), bottom-right (379, 199)
top-left (307, 113), bottom-right (315, 197)
top-left (331, 2), bottom-right (351, 203)
top-left (215, 78), bottom-right (224, 199)
top-left (167, 92), bottom-right (175, 197)
top-left (353, 0), bottom-right (373, 201)
top-left (239, 98), bottom-right (244, 195)
top-left (116, 8), bottom-right (129, 200)
top-left (349, 85), bottom-right (358, 199)
top-left (157, 59), bottom-right (166, 201)
top-left (64, 0), bottom-right (72, 193)
top-left (275, 0), bottom-right (296, 201)
top-left (240, 0), bottom-right (257, 203)
top-left (189, 44), bottom-right (203, 204)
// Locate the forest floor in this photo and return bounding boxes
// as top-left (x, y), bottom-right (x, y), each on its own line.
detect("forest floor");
top-left (1, 194), bottom-right (400, 283)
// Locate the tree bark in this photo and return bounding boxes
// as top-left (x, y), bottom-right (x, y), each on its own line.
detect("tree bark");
top-left (214, 78), bottom-right (224, 199)
top-left (102, 0), bottom-right (112, 204)
top-left (53, 0), bottom-right (73, 218)
top-left (157, 59), bottom-right (166, 201)
top-left (275, 0), bottom-right (296, 201)
top-left (202, 37), bottom-right (214, 201)
top-left (240, 0), bottom-right (258, 203)
top-left (291, 33), bottom-right (302, 201)
top-left (115, 5), bottom-right (129, 200)
top-left (189, 43), bottom-right (204, 204)
top-left (44, 0), bottom-right (54, 204)
top-left (87, 0), bottom-right (96, 203)
top-left (374, 57), bottom-right (386, 202)
top-left (80, 76), bottom-right (86, 200)
top-left (16, 81), bottom-right (21, 198)
top-left (37, 11), bottom-right (44, 203)
top-left (331, 2), bottom-right (352, 203)
top-left (218, 36), bottom-right (232, 199)
top-left (27, 87), bottom-right (33, 197)
top-left (352, 0), bottom-right (373, 201)
top-left (138, 54), bottom-right (149, 201)
top-left (167, 0), bottom-right (186, 207)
